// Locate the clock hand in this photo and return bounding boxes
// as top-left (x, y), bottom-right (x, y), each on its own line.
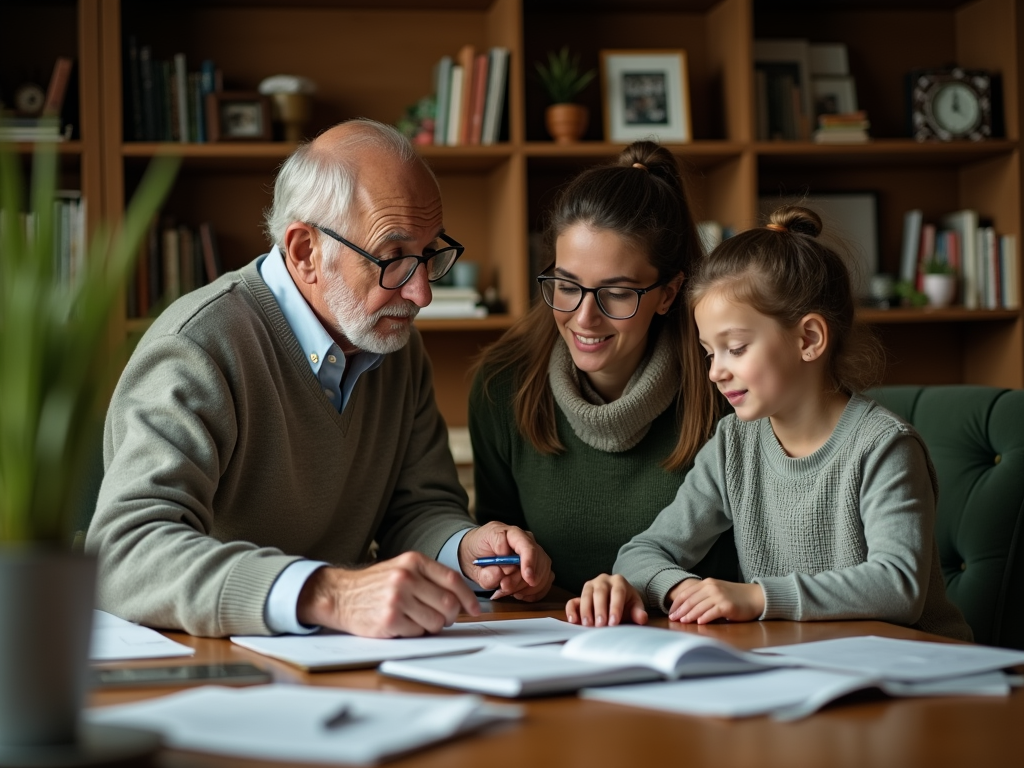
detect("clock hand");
top-left (952, 91), bottom-right (961, 113)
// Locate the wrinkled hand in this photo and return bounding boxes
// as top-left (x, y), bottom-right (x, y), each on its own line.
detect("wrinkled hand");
top-left (667, 578), bottom-right (765, 624)
top-left (458, 522), bottom-right (554, 601)
top-left (296, 552), bottom-right (480, 637)
top-left (566, 574), bottom-right (647, 627)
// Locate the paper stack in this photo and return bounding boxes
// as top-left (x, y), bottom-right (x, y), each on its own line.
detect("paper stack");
top-left (417, 286), bottom-right (487, 320)
top-left (813, 111), bottom-right (870, 143)
top-left (88, 684), bottom-right (521, 765)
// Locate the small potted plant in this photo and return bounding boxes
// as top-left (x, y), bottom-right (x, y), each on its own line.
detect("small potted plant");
top-left (535, 46), bottom-right (596, 143)
top-left (921, 259), bottom-right (958, 308)
top-left (0, 142), bottom-right (176, 754)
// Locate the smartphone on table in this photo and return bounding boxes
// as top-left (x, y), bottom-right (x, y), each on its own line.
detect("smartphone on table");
top-left (91, 662), bottom-right (272, 690)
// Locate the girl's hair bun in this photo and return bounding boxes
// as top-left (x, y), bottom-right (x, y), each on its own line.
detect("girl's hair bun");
top-left (768, 205), bottom-right (822, 238)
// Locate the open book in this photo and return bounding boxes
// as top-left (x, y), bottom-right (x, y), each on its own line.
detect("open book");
top-left (379, 625), bottom-right (782, 697)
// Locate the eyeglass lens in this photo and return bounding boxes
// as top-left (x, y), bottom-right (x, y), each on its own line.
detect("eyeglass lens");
top-left (540, 279), bottom-right (640, 319)
top-left (381, 247), bottom-right (460, 289)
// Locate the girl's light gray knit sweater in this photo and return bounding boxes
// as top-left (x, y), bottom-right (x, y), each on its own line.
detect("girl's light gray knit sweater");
top-left (614, 395), bottom-right (972, 641)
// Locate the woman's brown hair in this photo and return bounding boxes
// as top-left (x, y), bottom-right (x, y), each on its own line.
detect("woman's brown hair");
top-left (687, 205), bottom-right (884, 397)
top-left (474, 140), bottom-right (717, 471)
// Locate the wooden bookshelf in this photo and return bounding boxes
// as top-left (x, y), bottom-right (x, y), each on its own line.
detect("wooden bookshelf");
top-left (74, 0), bottom-right (1024, 426)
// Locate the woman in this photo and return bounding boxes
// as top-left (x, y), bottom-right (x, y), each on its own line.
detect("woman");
top-left (469, 140), bottom-right (737, 596)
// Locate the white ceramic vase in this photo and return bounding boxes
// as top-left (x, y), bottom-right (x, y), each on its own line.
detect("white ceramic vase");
top-left (922, 273), bottom-right (957, 308)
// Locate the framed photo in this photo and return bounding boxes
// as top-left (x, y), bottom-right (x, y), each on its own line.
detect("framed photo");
top-left (601, 50), bottom-right (691, 143)
top-left (759, 192), bottom-right (878, 300)
top-left (812, 75), bottom-right (858, 119)
top-left (206, 91), bottom-right (272, 142)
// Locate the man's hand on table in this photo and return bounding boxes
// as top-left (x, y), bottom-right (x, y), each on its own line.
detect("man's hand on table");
top-left (296, 552), bottom-right (480, 638)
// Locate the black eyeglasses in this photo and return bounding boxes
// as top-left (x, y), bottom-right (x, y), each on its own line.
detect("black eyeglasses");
top-left (311, 224), bottom-right (464, 290)
top-left (536, 272), bottom-right (667, 320)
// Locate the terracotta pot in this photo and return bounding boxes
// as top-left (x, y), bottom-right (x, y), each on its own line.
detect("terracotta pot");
top-left (545, 104), bottom-right (588, 144)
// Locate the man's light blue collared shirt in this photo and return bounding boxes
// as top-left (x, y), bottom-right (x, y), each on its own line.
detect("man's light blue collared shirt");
top-left (258, 247), bottom-right (471, 634)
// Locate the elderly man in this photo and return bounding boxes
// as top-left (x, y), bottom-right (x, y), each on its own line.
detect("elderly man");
top-left (87, 119), bottom-right (553, 638)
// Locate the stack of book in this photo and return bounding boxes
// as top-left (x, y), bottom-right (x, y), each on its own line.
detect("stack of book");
top-left (418, 286), bottom-right (487, 319)
top-left (127, 218), bottom-right (222, 317)
top-left (124, 37), bottom-right (218, 142)
top-left (431, 45), bottom-right (509, 146)
top-left (900, 207), bottom-right (1020, 309)
top-left (813, 111), bottom-right (870, 143)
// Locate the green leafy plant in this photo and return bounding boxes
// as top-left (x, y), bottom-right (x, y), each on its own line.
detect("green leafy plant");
top-left (0, 144), bottom-right (178, 543)
top-left (923, 258), bottom-right (957, 276)
top-left (535, 47), bottom-right (596, 105)
top-left (894, 279), bottom-right (928, 308)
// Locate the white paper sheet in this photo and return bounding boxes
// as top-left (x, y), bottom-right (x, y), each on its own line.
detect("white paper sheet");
top-left (581, 667), bottom-right (1012, 721)
top-left (231, 616), bottom-right (583, 670)
top-left (90, 610), bottom-right (195, 661)
top-left (87, 684), bottom-right (522, 765)
top-left (754, 635), bottom-right (1024, 681)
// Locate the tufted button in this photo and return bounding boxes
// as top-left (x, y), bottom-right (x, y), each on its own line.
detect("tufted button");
top-left (994, 454), bottom-right (1001, 465)
top-left (960, 562), bottom-right (967, 571)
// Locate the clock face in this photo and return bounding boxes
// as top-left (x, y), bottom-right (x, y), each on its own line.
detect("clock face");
top-left (931, 82), bottom-right (981, 135)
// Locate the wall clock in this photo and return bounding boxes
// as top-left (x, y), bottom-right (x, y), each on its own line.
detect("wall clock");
top-left (911, 67), bottom-right (992, 141)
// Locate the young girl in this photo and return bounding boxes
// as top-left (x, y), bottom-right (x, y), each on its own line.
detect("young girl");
top-left (567, 205), bottom-right (972, 641)
top-left (469, 140), bottom-right (737, 596)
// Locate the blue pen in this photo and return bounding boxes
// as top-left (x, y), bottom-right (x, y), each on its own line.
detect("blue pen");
top-left (472, 555), bottom-right (521, 566)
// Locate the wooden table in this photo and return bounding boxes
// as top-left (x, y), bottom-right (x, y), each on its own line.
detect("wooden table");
top-left (90, 597), bottom-right (1023, 768)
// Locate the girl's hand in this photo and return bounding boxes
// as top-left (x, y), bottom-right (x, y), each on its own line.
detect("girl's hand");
top-left (667, 578), bottom-right (765, 624)
top-left (566, 574), bottom-right (648, 627)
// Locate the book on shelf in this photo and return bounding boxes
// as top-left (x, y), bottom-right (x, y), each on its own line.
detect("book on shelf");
top-left (418, 285), bottom-right (487, 319)
top-left (379, 625), bottom-right (784, 698)
top-left (432, 55), bottom-right (453, 146)
top-left (455, 43), bottom-right (476, 146)
top-left (900, 209), bottom-right (924, 284)
top-left (445, 64), bottom-right (464, 146)
top-left (127, 39), bottom-right (215, 142)
top-left (1001, 234), bottom-right (1020, 309)
top-left (754, 38), bottom-right (813, 140)
top-left (941, 209), bottom-right (981, 308)
top-left (467, 52), bottom-right (489, 145)
top-left (42, 56), bottom-right (74, 119)
top-left (0, 117), bottom-right (65, 142)
top-left (199, 221), bottom-right (222, 283)
top-left (812, 111), bottom-right (870, 144)
top-left (481, 47), bottom-right (509, 146)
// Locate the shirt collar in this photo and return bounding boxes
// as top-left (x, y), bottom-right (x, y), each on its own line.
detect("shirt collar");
top-left (258, 245), bottom-right (383, 376)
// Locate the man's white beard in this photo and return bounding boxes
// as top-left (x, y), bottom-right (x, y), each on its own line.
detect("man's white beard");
top-left (322, 260), bottom-right (419, 354)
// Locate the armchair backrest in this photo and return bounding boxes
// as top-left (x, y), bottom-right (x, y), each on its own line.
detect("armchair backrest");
top-left (868, 386), bottom-right (1024, 649)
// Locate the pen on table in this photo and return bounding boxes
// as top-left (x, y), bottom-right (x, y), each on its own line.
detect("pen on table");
top-left (472, 555), bottom-right (521, 566)
top-left (323, 704), bottom-right (356, 730)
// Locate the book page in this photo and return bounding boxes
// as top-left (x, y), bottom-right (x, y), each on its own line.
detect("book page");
top-left (562, 626), bottom-right (776, 678)
top-left (90, 610), bottom-right (196, 661)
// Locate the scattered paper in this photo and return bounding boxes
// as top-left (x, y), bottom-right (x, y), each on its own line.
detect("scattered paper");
top-left (87, 684), bottom-right (521, 765)
top-left (90, 610), bottom-right (195, 662)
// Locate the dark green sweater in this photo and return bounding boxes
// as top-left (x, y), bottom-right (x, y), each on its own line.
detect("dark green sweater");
top-left (469, 364), bottom-right (737, 595)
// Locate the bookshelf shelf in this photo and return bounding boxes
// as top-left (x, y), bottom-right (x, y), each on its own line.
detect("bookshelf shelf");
top-left (859, 307), bottom-right (1020, 325)
top-left (755, 139), bottom-right (1018, 168)
top-left (36, 0), bottom-right (1011, 427)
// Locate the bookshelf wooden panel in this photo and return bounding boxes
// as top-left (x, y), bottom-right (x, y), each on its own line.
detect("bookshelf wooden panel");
top-left (82, 0), bottom-right (1023, 428)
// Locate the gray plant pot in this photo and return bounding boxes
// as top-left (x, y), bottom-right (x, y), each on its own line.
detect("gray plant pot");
top-left (0, 546), bottom-right (96, 748)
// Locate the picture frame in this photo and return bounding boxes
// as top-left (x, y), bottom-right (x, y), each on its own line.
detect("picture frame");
top-left (759, 192), bottom-right (879, 300)
top-left (812, 75), bottom-right (859, 119)
top-left (206, 91), bottom-right (272, 142)
top-left (600, 50), bottom-right (691, 143)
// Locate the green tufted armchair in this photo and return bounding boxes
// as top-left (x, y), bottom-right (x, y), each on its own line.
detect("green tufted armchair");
top-left (868, 386), bottom-right (1024, 649)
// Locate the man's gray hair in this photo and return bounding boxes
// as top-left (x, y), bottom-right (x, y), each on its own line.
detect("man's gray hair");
top-left (262, 118), bottom-right (427, 249)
